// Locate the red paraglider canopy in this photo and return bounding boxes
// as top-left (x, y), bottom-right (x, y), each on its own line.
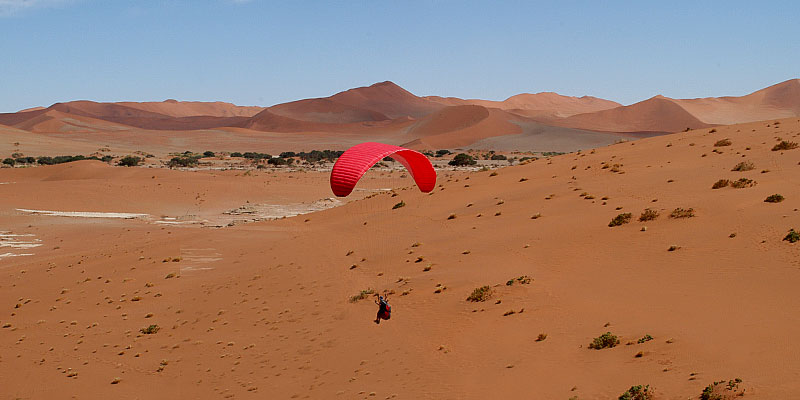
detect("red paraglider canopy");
top-left (330, 142), bottom-right (437, 197)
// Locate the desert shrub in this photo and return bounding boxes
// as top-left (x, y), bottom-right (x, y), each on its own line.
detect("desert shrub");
top-left (708, 128), bottom-right (717, 133)
top-left (771, 141), bottom-right (798, 151)
top-left (14, 156), bottom-right (36, 164)
top-left (490, 154), bottom-right (507, 160)
top-left (101, 155), bottom-right (114, 162)
top-left (279, 151), bottom-right (296, 158)
top-left (609, 213), bottom-right (632, 227)
top-left (296, 150), bottom-right (343, 163)
top-left (167, 155), bottom-right (200, 168)
top-left (638, 209), bottom-right (659, 222)
top-left (449, 153), bottom-right (477, 166)
top-left (230, 152), bottom-right (243, 157)
top-left (785, 229), bottom-right (800, 243)
top-left (435, 149), bottom-right (451, 157)
top-left (712, 179), bottom-right (730, 189)
top-left (637, 334), bottom-right (653, 344)
top-left (506, 275), bottom-right (532, 286)
top-left (118, 155), bottom-right (143, 167)
top-left (669, 208), bottom-right (695, 218)
top-left (2, 158), bottom-right (14, 166)
top-left (349, 289), bottom-right (375, 303)
top-left (242, 152), bottom-right (271, 160)
top-left (140, 324), bottom-right (160, 334)
top-left (618, 385), bottom-right (652, 400)
top-left (202, 151), bottom-right (215, 157)
top-left (730, 178), bottom-right (756, 188)
top-left (589, 332), bottom-right (619, 349)
top-left (392, 201), bottom-right (405, 210)
top-left (764, 194), bottom-right (784, 203)
top-left (466, 286), bottom-right (493, 302)
top-left (536, 333), bottom-right (547, 341)
top-left (713, 139), bottom-right (732, 147)
top-left (36, 155), bottom-right (97, 165)
top-left (700, 378), bottom-right (743, 400)
top-left (267, 157), bottom-right (287, 166)
top-left (731, 161), bottom-right (754, 171)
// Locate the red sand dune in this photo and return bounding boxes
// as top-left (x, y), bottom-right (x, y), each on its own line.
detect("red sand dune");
top-left (116, 100), bottom-right (264, 118)
top-left (671, 78), bottom-right (800, 124)
top-left (12, 110), bottom-right (132, 133)
top-left (555, 96), bottom-right (714, 133)
top-left (426, 92), bottom-right (621, 118)
top-left (402, 105), bottom-right (523, 149)
top-left (327, 81), bottom-right (444, 119)
top-left (268, 98), bottom-right (390, 123)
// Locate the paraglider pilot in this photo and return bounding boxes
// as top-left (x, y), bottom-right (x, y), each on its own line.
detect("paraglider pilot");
top-left (375, 295), bottom-right (391, 324)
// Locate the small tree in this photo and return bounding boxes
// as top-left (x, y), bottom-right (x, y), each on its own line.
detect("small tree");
top-left (118, 155), bottom-right (143, 167)
top-left (2, 158), bottom-right (15, 166)
top-left (202, 151), bottom-right (215, 158)
top-left (449, 153), bottom-right (476, 166)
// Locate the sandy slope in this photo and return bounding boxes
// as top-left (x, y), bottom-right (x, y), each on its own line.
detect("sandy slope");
top-left (672, 79), bottom-right (800, 125)
top-left (555, 96), bottom-right (715, 133)
top-left (1, 117), bottom-right (799, 399)
top-left (401, 105), bottom-right (523, 149)
top-left (117, 100), bottom-right (263, 118)
top-left (426, 92), bottom-right (621, 118)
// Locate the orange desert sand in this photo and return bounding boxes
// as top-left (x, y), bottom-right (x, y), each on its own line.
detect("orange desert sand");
top-left (1, 81), bottom-right (800, 399)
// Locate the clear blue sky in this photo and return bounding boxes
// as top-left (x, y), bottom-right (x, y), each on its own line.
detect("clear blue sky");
top-left (1, 0), bottom-right (798, 112)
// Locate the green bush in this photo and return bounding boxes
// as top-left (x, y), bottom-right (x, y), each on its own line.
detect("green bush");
top-left (700, 378), bottom-right (743, 400)
top-left (2, 158), bottom-right (14, 166)
top-left (784, 229), bottom-right (799, 243)
top-left (637, 334), bottom-right (653, 344)
top-left (638, 209), bottom-right (659, 222)
top-left (730, 178), bottom-right (756, 188)
top-left (140, 324), bottom-right (160, 334)
top-left (618, 385), bottom-right (652, 400)
top-left (589, 332), bottom-right (619, 349)
top-left (167, 155), bottom-right (201, 168)
top-left (506, 275), bottom-right (532, 286)
top-left (466, 286), bottom-right (493, 302)
top-left (609, 213), bottom-right (632, 227)
top-left (202, 151), bottom-right (215, 157)
top-left (490, 154), bottom-right (507, 160)
top-left (118, 155), bottom-right (143, 167)
top-left (230, 152), bottom-right (243, 157)
top-left (435, 149), bottom-right (451, 157)
top-left (764, 194), bottom-right (784, 203)
top-left (449, 153), bottom-right (477, 166)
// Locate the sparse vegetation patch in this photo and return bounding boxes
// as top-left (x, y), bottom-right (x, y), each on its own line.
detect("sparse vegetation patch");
top-left (609, 213), bottom-right (632, 227)
top-left (700, 378), bottom-right (744, 400)
top-left (589, 332), bottom-right (620, 349)
top-left (466, 286), bottom-right (493, 302)
top-left (669, 208), bottom-right (695, 218)
top-left (638, 209), bottom-right (659, 222)
top-left (140, 324), bottom-right (160, 335)
top-left (730, 178), bottom-right (756, 188)
top-left (506, 275), bottom-right (532, 286)
top-left (618, 384), bottom-right (652, 400)
top-left (764, 194), bottom-right (784, 203)
top-left (714, 139), bottom-right (732, 147)
top-left (731, 161), bottom-right (754, 171)
top-left (712, 179), bottom-right (730, 189)
top-left (771, 141), bottom-right (798, 151)
top-left (349, 289), bottom-right (375, 303)
top-left (784, 229), bottom-right (800, 243)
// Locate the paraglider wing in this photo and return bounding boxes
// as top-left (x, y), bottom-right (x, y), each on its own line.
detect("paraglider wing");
top-left (330, 142), bottom-right (436, 197)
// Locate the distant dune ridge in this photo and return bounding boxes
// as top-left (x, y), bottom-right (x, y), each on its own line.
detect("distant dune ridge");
top-left (0, 79), bottom-right (797, 150)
